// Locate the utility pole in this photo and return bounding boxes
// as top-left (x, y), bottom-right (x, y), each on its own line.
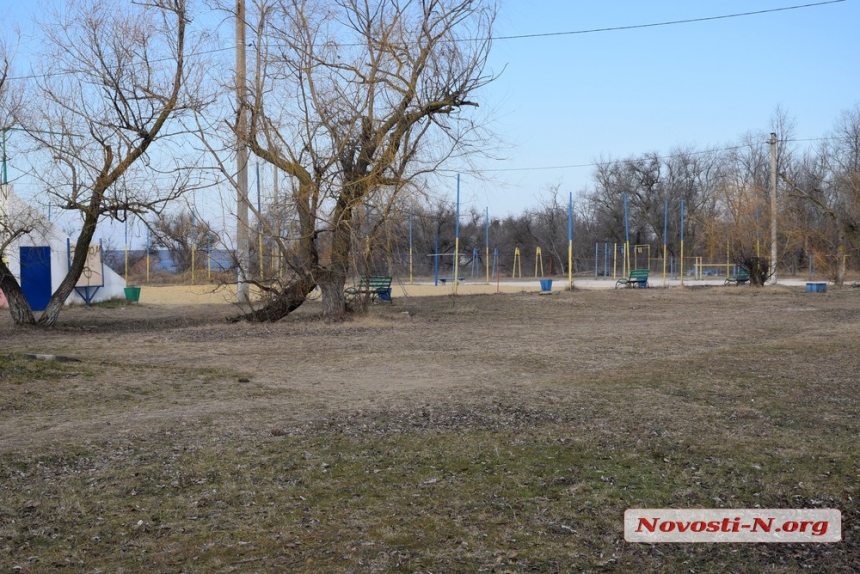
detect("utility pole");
top-left (235, 0), bottom-right (251, 303)
top-left (768, 132), bottom-right (778, 285)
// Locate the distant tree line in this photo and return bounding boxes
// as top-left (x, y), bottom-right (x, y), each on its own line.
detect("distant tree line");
top-left (336, 107), bottom-right (860, 286)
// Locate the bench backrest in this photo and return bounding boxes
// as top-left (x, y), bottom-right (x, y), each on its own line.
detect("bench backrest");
top-left (359, 275), bottom-right (393, 289)
top-left (629, 269), bottom-right (649, 280)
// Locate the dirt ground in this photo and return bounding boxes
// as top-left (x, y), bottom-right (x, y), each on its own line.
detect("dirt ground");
top-left (1, 281), bottom-right (857, 452)
top-left (2, 282), bottom-right (859, 572)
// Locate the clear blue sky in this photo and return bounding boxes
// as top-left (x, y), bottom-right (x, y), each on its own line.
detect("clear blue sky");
top-left (462, 0), bottom-right (860, 216)
top-left (3, 0), bottom-right (859, 226)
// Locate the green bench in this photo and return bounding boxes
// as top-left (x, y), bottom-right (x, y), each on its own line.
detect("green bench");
top-left (725, 269), bottom-right (750, 286)
top-left (345, 275), bottom-right (393, 302)
top-left (615, 269), bottom-right (650, 289)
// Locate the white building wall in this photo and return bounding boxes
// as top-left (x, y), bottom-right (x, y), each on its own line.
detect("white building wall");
top-left (2, 187), bottom-right (127, 307)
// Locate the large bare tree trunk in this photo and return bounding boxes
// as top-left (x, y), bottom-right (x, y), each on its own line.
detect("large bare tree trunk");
top-left (318, 202), bottom-right (354, 317)
top-left (233, 275), bottom-right (316, 322)
top-left (739, 255), bottom-right (770, 286)
top-left (0, 260), bottom-right (36, 325)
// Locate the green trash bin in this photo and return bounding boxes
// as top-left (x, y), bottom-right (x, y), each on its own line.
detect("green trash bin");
top-left (124, 286), bottom-right (141, 302)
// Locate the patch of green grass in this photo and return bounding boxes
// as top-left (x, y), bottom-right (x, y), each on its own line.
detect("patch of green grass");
top-left (1, 399), bottom-right (857, 573)
top-left (0, 354), bottom-right (76, 384)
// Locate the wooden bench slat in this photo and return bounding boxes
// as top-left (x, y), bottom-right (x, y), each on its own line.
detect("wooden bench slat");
top-left (725, 270), bottom-right (750, 286)
top-left (615, 269), bottom-right (649, 289)
top-left (345, 275), bottom-right (393, 302)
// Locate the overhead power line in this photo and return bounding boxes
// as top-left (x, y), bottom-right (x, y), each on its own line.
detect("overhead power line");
top-left (5, 1), bottom-right (846, 81)
top-left (491, 1), bottom-right (846, 42)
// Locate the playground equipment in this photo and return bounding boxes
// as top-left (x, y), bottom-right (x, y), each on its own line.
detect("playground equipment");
top-left (511, 247), bottom-right (522, 278)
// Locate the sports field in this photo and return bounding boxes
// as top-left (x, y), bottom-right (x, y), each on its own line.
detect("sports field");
top-left (1, 284), bottom-right (858, 572)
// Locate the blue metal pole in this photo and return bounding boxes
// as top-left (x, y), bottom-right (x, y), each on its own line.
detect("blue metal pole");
top-left (624, 193), bottom-right (630, 246)
top-left (485, 206), bottom-right (490, 284)
top-left (663, 199), bottom-right (669, 248)
top-left (604, 242), bottom-right (609, 278)
top-left (454, 174), bottom-right (460, 293)
top-left (680, 199), bottom-right (686, 285)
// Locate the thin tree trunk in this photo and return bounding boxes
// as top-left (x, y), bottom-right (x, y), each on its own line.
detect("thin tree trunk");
top-left (36, 210), bottom-right (99, 327)
top-left (0, 260), bottom-right (36, 325)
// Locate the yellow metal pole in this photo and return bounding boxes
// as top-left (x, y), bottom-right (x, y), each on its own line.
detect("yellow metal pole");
top-left (453, 238), bottom-right (459, 295)
top-left (534, 246), bottom-right (543, 277)
top-left (613, 243), bottom-right (617, 280)
top-left (625, 241), bottom-right (630, 276)
top-left (568, 239), bottom-right (573, 290)
top-left (512, 247), bottom-right (522, 278)
top-left (662, 243), bottom-right (667, 287)
top-left (191, 244), bottom-right (196, 285)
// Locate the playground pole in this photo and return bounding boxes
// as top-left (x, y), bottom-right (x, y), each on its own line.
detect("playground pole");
top-left (594, 243), bottom-right (598, 279)
top-left (623, 193), bottom-right (630, 276)
top-left (454, 174), bottom-right (460, 295)
top-left (568, 192), bottom-right (573, 290)
top-left (409, 213), bottom-right (413, 284)
top-left (613, 243), bottom-right (617, 280)
top-left (434, 232), bottom-right (439, 286)
top-left (604, 243), bottom-right (608, 279)
top-left (124, 218), bottom-right (129, 282)
top-left (146, 226), bottom-right (150, 283)
top-left (662, 199), bottom-right (668, 286)
top-left (485, 207), bottom-right (490, 285)
top-left (680, 199), bottom-right (686, 287)
top-left (493, 248), bottom-right (499, 292)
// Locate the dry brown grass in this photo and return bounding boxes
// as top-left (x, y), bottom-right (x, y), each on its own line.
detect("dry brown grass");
top-left (1, 285), bottom-right (858, 572)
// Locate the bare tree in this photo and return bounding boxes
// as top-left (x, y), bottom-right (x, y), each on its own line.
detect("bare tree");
top-left (148, 209), bottom-right (220, 273)
top-left (227, 0), bottom-right (496, 321)
top-left (4, 0), bottom-right (202, 326)
top-left (0, 35), bottom-right (42, 324)
top-left (530, 184), bottom-right (569, 275)
top-left (783, 105), bottom-right (860, 285)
